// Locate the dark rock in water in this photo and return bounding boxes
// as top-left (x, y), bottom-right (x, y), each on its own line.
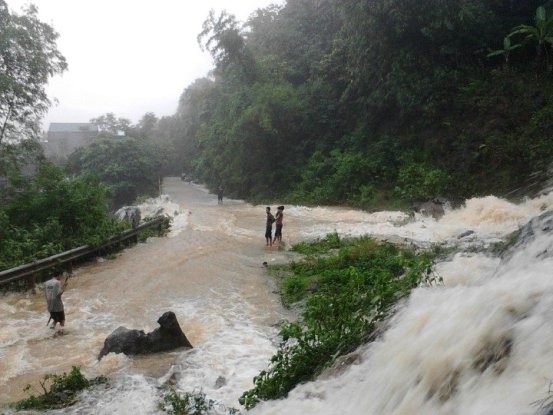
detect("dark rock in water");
top-left (501, 210), bottom-right (553, 261)
top-left (98, 311), bottom-right (192, 360)
top-left (432, 197), bottom-right (449, 205)
top-left (413, 199), bottom-right (447, 220)
top-left (319, 351), bottom-right (362, 380)
top-left (215, 376), bottom-right (227, 389)
top-left (457, 230), bottom-right (475, 239)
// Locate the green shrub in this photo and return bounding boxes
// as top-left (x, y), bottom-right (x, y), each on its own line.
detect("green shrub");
top-left (240, 235), bottom-right (435, 409)
top-left (13, 366), bottom-right (107, 410)
top-left (0, 163), bottom-right (127, 271)
top-left (160, 389), bottom-right (240, 415)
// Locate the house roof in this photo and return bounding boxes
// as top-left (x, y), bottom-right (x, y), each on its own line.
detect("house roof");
top-left (48, 123), bottom-right (99, 133)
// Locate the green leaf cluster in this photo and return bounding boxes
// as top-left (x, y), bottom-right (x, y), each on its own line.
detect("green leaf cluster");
top-left (13, 366), bottom-right (107, 410)
top-left (160, 389), bottom-right (240, 415)
top-left (239, 235), bottom-right (435, 408)
top-left (0, 162), bottom-right (125, 271)
top-left (0, 1), bottom-right (67, 144)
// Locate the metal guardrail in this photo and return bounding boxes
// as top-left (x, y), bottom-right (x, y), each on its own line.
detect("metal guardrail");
top-left (0, 216), bottom-right (170, 287)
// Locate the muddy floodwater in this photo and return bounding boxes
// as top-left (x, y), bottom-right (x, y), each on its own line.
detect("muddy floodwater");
top-left (3, 178), bottom-right (553, 414)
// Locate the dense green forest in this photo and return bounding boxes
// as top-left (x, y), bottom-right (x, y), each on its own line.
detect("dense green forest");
top-left (148, 0), bottom-right (553, 207)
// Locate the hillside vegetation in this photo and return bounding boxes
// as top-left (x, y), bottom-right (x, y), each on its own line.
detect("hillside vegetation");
top-left (151, 0), bottom-right (553, 207)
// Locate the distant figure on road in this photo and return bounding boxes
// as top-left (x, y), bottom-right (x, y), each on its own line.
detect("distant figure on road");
top-left (273, 206), bottom-right (284, 245)
top-left (45, 273), bottom-right (66, 334)
top-left (265, 206), bottom-right (275, 247)
top-left (217, 186), bottom-right (224, 204)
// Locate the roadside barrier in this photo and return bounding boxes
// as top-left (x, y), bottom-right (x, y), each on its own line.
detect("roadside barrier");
top-left (0, 216), bottom-right (170, 288)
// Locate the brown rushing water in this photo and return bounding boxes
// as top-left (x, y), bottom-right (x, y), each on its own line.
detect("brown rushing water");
top-left (4, 179), bottom-right (552, 414)
top-left (0, 178), bottom-right (294, 406)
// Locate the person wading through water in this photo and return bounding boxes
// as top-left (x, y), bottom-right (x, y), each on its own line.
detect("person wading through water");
top-left (45, 272), bottom-right (68, 334)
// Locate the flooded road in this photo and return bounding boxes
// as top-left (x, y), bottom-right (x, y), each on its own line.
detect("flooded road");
top-left (1, 178), bottom-right (295, 409)
top-left (3, 178), bottom-right (553, 414)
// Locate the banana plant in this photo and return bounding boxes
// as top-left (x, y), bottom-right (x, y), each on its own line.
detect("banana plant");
top-left (487, 36), bottom-right (521, 65)
top-left (508, 6), bottom-right (553, 64)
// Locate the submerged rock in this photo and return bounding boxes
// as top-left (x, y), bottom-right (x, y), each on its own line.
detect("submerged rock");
top-left (501, 210), bottom-right (553, 261)
top-left (457, 230), bottom-right (475, 239)
top-left (413, 198), bottom-right (449, 220)
top-left (98, 311), bottom-right (192, 360)
top-left (215, 376), bottom-right (227, 389)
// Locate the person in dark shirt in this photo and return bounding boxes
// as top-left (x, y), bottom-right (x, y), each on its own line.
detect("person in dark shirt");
top-left (265, 207), bottom-right (275, 246)
top-left (217, 186), bottom-right (224, 204)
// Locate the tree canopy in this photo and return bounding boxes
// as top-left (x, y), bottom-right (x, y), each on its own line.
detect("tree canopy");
top-left (68, 135), bottom-right (163, 207)
top-left (158, 0), bottom-right (553, 206)
top-left (0, 1), bottom-right (66, 144)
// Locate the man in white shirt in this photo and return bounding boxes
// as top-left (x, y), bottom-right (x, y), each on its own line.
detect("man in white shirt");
top-left (45, 273), bottom-right (65, 333)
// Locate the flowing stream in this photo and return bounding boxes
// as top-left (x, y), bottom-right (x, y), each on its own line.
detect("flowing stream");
top-left (2, 177), bottom-right (553, 414)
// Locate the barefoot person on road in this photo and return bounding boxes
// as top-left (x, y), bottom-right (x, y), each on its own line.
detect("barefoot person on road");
top-left (273, 206), bottom-right (284, 246)
top-left (265, 206), bottom-right (275, 247)
top-left (45, 273), bottom-right (66, 334)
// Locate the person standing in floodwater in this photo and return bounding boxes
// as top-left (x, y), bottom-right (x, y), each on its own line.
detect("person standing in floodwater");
top-left (44, 273), bottom-right (66, 334)
top-left (217, 186), bottom-right (224, 204)
top-left (273, 206), bottom-right (284, 245)
top-left (265, 206), bottom-right (275, 247)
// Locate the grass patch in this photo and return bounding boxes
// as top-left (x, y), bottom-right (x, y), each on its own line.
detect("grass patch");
top-left (138, 216), bottom-right (172, 242)
top-left (290, 232), bottom-right (344, 256)
top-left (240, 234), bottom-right (436, 409)
top-left (138, 228), bottom-right (158, 242)
top-left (160, 389), bottom-right (240, 415)
top-left (12, 366), bottom-right (107, 410)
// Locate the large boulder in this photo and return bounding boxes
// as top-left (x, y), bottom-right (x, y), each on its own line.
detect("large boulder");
top-left (413, 198), bottom-right (449, 220)
top-left (98, 311), bottom-right (192, 360)
top-left (115, 206), bottom-right (141, 228)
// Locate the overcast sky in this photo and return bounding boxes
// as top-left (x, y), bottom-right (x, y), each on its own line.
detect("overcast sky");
top-left (7, 0), bottom-right (282, 130)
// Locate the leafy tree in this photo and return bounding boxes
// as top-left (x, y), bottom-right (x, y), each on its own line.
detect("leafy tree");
top-left (487, 36), bottom-right (522, 65)
top-left (0, 1), bottom-right (66, 144)
top-left (198, 9), bottom-right (256, 82)
top-left (90, 113), bottom-right (132, 137)
top-left (508, 6), bottom-right (553, 67)
top-left (0, 163), bottom-right (124, 270)
top-left (68, 136), bottom-right (163, 206)
top-left (132, 112), bottom-right (158, 139)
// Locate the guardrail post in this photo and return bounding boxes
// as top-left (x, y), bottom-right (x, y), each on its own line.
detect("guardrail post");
top-left (27, 273), bottom-right (36, 292)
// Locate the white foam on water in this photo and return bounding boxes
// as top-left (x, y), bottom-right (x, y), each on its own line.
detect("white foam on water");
top-left (283, 194), bottom-right (553, 248)
top-left (253, 215), bottom-right (553, 415)
top-left (435, 252), bottom-right (500, 287)
top-left (65, 374), bottom-right (161, 415)
top-left (138, 194), bottom-right (190, 238)
top-left (168, 294), bottom-right (282, 410)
